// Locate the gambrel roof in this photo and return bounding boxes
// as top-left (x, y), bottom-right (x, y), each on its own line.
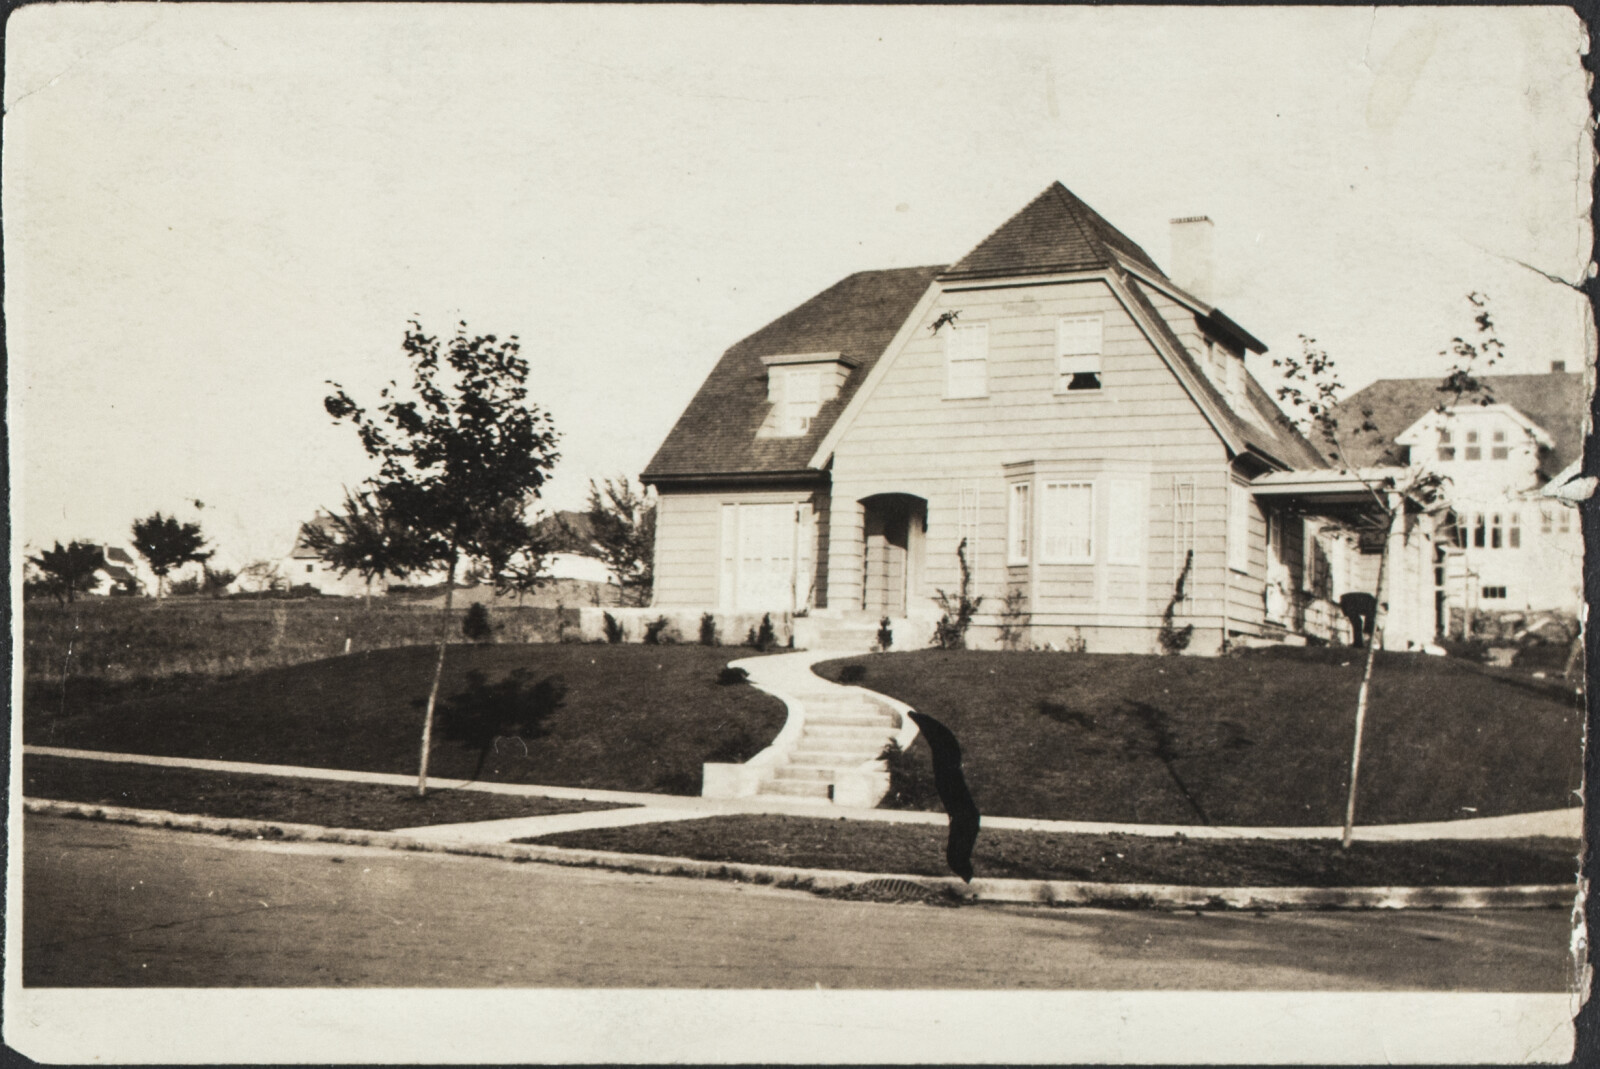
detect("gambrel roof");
top-left (1331, 372), bottom-right (1586, 479)
top-left (644, 182), bottom-right (1326, 482)
top-left (643, 266), bottom-right (942, 481)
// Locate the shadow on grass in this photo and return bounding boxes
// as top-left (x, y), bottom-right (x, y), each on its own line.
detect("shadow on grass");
top-left (436, 670), bottom-right (567, 781)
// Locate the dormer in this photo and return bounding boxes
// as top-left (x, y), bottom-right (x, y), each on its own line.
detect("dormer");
top-left (1396, 404), bottom-right (1554, 488)
top-left (757, 351), bottom-right (857, 438)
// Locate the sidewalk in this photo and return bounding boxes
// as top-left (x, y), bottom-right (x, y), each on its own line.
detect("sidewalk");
top-left (23, 743), bottom-right (1583, 844)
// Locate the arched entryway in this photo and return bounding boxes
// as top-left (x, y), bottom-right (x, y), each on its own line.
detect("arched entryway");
top-left (860, 493), bottom-right (926, 617)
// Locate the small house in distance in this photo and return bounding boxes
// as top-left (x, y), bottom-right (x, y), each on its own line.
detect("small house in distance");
top-left (283, 511), bottom-right (388, 598)
top-left (643, 181), bottom-right (1438, 653)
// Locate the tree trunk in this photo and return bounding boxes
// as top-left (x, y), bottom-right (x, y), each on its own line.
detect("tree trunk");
top-left (416, 550), bottom-right (459, 796)
top-left (1342, 504), bottom-right (1398, 848)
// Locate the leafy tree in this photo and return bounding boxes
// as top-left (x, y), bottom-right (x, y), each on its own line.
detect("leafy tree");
top-left (582, 476), bottom-right (655, 606)
top-left (27, 541), bottom-right (105, 604)
top-left (1274, 295), bottom-right (1500, 847)
top-left (301, 488), bottom-right (437, 604)
top-left (131, 512), bottom-right (212, 600)
top-left (322, 319), bottom-right (560, 795)
top-left (201, 565), bottom-right (238, 598)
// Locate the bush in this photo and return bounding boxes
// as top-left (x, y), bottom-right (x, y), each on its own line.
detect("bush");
top-left (287, 583), bottom-right (322, 599)
top-left (1158, 550), bottom-right (1195, 656)
top-left (878, 739), bottom-right (942, 810)
top-left (717, 666), bottom-right (750, 686)
top-left (602, 612), bottom-right (625, 644)
top-left (699, 613), bottom-right (717, 647)
top-left (876, 616), bottom-right (894, 652)
top-left (643, 615), bottom-right (673, 645)
top-left (746, 613), bottom-right (776, 652)
top-left (931, 538), bottom-right (982, 650)
top-left (997, 587), bottom-right (1029, 651)
top-left (461, 602), bottom-right (494, 643)
top-left (167, 576), bottom-right (201, 597)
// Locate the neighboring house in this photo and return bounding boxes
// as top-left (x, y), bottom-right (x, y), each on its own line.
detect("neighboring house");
top-left (1331, 369), bottom-right (1586, 628)
top-left (284, 512), bottom-right (389, 598)
top-left (643, 181), bottom-right (1434, 653)
top-left (87, 545), bottom-right (150, 596)
top-left (534, 510), bottom-right (614, 585)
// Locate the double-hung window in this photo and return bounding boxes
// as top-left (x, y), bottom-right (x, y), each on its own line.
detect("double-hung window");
top-left (945, 323), bottom-right (988, 399)
top-left (1007, 483), bottom-right (1031, 564)
top-left (1228, 482), bottom-right (1252, 572)
top-left (1438, 428), bottom-right (1456, 461)
top-left (1041, 481), bottom-right (1094, 562)
top-left (780, 368), bottom-right (822, 435)
top-left (1056, 316), bottom-right (1103, 392)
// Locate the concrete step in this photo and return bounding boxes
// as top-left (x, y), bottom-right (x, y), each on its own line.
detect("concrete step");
top-left (787, 753), bottom-right (880, 771)
top-left (792, 735), bottom-right (888, 754)
top-left (801, 723), bottom-right (894, 740)
top-left (773, 765), bottom-right (836, 782)
top-left (759, 780), bottom-right (832, 799)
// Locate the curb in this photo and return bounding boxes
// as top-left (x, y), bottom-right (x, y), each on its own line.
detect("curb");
top-left (25, 799), bottom-right (1577, 912)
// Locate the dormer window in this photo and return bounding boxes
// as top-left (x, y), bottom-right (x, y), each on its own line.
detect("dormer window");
top-left (758, 351), bottom-right (855, 438)
top-left (1464, 430), bottom-right (1481, 461)
top-left (1491, 429), bottom-right (1509, 460)
top-left (1438, 429), bottom-right (1455, 461)
top-left (1056, 316), bottom-right (1103, 392)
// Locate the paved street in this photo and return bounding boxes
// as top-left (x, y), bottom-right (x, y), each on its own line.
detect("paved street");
top-left (24, 815), bottom-right (1573, 990)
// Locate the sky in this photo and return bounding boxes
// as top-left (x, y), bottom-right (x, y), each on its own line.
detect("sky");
top-left (7, 4), bottom-right (1592, 569)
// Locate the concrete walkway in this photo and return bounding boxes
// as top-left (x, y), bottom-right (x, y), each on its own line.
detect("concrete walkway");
top-left (26, 743), bottom-right (1582, 842)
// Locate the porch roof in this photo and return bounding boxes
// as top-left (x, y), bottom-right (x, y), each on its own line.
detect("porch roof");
top-left (1250, 466), bottom-right (1413, 520)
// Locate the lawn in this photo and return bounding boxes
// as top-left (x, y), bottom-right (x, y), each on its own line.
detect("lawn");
top-left (814, 647), bottom-right (1584, 826)
top-left (525, 814), bottom-right (1579, 888)
top-left (26, 644), bottom-right (787, 796)
top-left (24, 754), bottom-right (627, 830)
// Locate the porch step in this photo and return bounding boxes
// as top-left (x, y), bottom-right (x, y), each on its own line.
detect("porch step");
top-left (786, 752), bottom-right (884, 770)
top-left (801, 723), bottom-right (894, 740)
top-left (762, 779), bottom-right (833, 799)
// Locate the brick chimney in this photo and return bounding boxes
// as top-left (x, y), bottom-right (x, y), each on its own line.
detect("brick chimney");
top-left (1169, 216), bottom-right (1215, 303)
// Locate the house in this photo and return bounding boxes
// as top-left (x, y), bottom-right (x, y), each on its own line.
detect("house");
top-left (643, 181), bottom-right (1436, 653)
top-left (533, 510), bottom-right (614, 586)
top-left (283, 512), bottom-right (388, 598)
top-left (1330, 369), bottom-right (1586, 630)
top-left (87, 545), bottom-right (149, 596)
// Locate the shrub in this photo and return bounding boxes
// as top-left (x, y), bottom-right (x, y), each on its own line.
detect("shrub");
top-left (602, 612), bottom-right (625, 644)
top-left (931, 538), bottom-right (983, 650)
top-left (836, 663), bottom-right (867, 684)
top-left (699, 612), bottom-right (717, 647)
top-left (997, 587), bottom-right (1028, 651)
top-left (643, 615), bottom-right (673, 645)
top-left (1158, 549), bottom-right (1196, 656)
top-left (876, 616), bottom-right (894, 652)
top-left (287, 583), bottom-right (322, 599)
top-left (461, 602), bottom-right (494, 643)
top-left (717, 666), bottom-right (750, 686)
top-left (747, 613), bottom-right (776, 652)
top-left (167, 576), bottom-right (201, 597)
top-left (878, 739), bottom-right (942, 810)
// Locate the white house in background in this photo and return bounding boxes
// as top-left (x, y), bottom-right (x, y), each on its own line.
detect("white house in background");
top-left (87, 545), bottom-right (152, 596)
top-left (1332, 369), bottom-right (1586, 628)
top-left (282, 512), bottom-right (388, 598)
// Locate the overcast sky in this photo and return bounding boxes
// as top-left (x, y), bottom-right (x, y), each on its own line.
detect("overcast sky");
top-left (7, 4), bottom-right (1591, 568)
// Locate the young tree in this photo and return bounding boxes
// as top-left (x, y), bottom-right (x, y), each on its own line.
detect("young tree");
top-left (238, 559), bottom-right (286, 594)
top-left (322, 320), bottom-right (560, 795)
top-left (131, 513), bottom-right (212, 600)
top-left (301, 488), bottom-right (437, 604)
top-left (27, 541), bottom-right (105, 604)
top-left (1274, 295), bottom-right (1499, 847)
top-left (582, 476), bottom-right (655, 607)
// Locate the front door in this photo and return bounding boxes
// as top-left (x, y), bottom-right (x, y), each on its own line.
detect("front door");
top-left (862, 505), bottom-right (912, 616)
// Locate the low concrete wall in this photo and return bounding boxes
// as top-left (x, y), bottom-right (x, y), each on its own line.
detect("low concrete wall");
top-left (577, 608), bottom-right (793, 647)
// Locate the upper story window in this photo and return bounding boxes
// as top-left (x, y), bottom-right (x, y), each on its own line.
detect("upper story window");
top-left (1055, 316), bottom-right (1103, 392)
top-left (758, 351), bottom-right (854, 438)
top-left (945, 323), bottom-right (988, 399)
top-left (1490, 429), bottom-right (1509, 461)
top-left (1438, 429), bottom-right (1455, 461)
top-left (1464, 430), bottom-right (1481, 461)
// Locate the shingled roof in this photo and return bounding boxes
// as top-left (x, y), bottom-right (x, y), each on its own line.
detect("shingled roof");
top-left (939, 181), bottom-right (1163, 282)
top-left (643, 266), bottom-right (943, 481)
top-left (1330, 372), bottom-right (1587, 479)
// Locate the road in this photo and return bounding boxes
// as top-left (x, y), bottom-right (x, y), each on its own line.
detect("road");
top-left (23, 815), bottom-right (1573, 989)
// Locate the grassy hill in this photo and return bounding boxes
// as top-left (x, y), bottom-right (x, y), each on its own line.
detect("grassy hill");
top-left (27, 645), bottom-right (786, 796)
top-left (814, 647), bottom-right (1583, 826)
